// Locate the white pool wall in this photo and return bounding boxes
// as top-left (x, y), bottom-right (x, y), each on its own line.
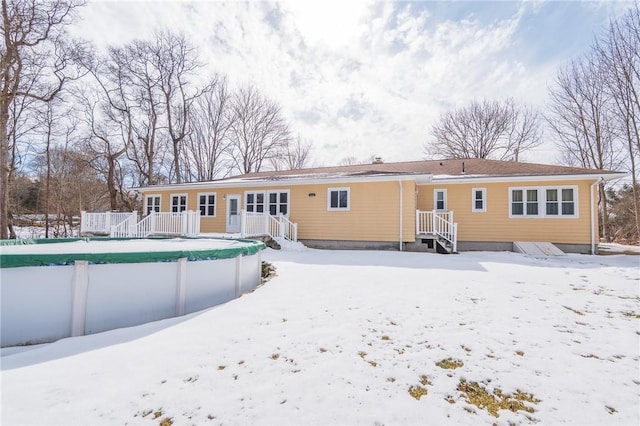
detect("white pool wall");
top-left (1, 242), bottom-right (263, 347)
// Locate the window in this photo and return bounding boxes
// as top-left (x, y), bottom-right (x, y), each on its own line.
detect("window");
top-left (510, 186), bottom-right (577, 218)
top-left (328, 188), bottom-right (349, 210)
top-left (434, 189), bottom-right (447, 211)
top-left (511, 189), bottom-right (524, 216)
top-left (245, 192), bottom-right (265, 213)
top-left (472, 188), bottom-right (486, 212)
top-left (526, 189), bottom-right (538, 215)
top-left (145, 195), bottom-right (160, 215)
top-left (562, 188), bottom-right (575, 215)
top-left (198, 193), bottom-right (216, 217)
top-left (171, 194), bottom-right (187, 213)
top-left (268, 191), bottom-right (289, 216)
top-left (546, 189), bottom-right (559, 215)
top-left (245, 190), bottom-right (290, 216)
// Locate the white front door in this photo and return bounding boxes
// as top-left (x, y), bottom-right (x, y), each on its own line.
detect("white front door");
top-left (226, 195), bottom-right (241, 233)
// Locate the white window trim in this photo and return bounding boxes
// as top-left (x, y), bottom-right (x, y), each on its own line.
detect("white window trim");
top-left (145, 195), bottom-right (161, 215)
top-left (244, 191), bottom-right (266, 214)
top-left (434, 189), bottom-right (447, 211)
top-left (170, 193), bottom-right (188, 213)
top-left (197, 192), bottom-right (217, 217)
top-left (267, 189), bottom-right (291, 216)
top-left (471, 188), bottom-right (486, 212)
top-left (508, 186), bottom-right (579, 218)
top-left (244, 190), bottom-right (291, 216)
top-left (327, 187), bottom-right (350, 211)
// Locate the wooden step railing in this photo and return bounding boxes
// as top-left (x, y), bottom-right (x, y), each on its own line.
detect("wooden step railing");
top-left (241, 210), bottom-right (298, 242)
top-left (416, 210), bottom-right (458, 253)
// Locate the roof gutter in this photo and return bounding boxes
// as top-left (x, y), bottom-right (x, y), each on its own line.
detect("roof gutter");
top-left (426, 172), bottom-right (629, 184)
top-left (133, 173), bottom-right (432, 192)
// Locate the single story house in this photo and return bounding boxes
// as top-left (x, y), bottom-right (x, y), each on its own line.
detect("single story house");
top-left (136, 158), bottom-right (626, 254)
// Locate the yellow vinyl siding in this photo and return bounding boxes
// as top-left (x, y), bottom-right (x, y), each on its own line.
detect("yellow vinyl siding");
top-left (290, 181), bottom-right (415, 242)
top-left (143, 179), bottom-right (417, 242)
top-left (417, 179), bottom-right (597, 244)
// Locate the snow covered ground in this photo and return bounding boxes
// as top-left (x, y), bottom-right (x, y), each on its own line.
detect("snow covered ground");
top-left (1, 247), bottom-right (639, 425)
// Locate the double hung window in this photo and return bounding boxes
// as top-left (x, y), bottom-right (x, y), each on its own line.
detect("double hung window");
top-left (171, 194), bottom-right (187, 213)
top-left (268, 191), bottom-right (289, 215)
top-left (245, 192), bottom-right (265, 213)
top-left (472, 188), bottom-right (486, 212)
top-left (198, 193), bottom-right (216, 217)
top-left (434, 189), bottom-right (447, 211)
top-left (246, 190), bottom-right (290, 215)
top-left (146, 196), bottom-right (160, 215)
top-left (510, 186), bottom-right (577, 218)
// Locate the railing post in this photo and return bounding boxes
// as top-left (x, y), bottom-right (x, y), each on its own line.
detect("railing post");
top-left (453, 223), bottom-right (458, 253)
top-left (150, 212), bottom-right (156, 235)
top-left (432, 210), bottom-right (437, 234)
top-left (129, 211), bottom-right (137, 237)
top-left (181, 211), bottom-right (188, 236)
top-left (279, 214), bottom-right (285, 239)
top-left (240, 210), bottom-right (246, 237)
top-left (264, 213), bottom-right (269, 237)
top-left (80, 211), bottom-right (86, 234)
top-left (105, 211), bottom-right (111, 232)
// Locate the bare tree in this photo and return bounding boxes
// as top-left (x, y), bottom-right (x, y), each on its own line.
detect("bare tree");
top-left (425, 98), bottom-right (542, 161)
top-left (102, 41), bottom-right (168, 186)
top-left (596, 3), bottom-right (640, 241)
top-left (338, 156), bottom-right (361, 166)
top-left (270, 134), bottom-right (312, 170)
top-left (182, 75), bottom-right (234, 181)
top-left (32, 98), bottom-right (105, 236)
top-left (76, 86), bottom-right (129, 209)
top-left (1, 0), bottom-right (85, 239)
top-left (547, 56), bottom-right (625, 241)
top-left (229, 85), bottom-right (291, 174)
top-left (152, 31), bottom-right (203, 183)
top-left (503, 102), bottom-right (543, 162)
top-left (85, 31), bottom-right (206, 186)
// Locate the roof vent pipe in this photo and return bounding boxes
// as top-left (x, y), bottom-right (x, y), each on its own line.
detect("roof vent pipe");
top-left (462, 161), bottom-right (465, 174)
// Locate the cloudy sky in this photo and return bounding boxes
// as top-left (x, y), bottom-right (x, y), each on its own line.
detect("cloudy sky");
top-left (71, 0), bottom-right (633, 167)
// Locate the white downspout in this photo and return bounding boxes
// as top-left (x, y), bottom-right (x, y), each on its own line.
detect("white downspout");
top-left (590, 178), bottom-right (602, 255)
top-left (398, 179), bottom-right (404, 251)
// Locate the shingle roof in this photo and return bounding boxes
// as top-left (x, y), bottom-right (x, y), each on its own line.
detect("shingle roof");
top-left (228, 158), bottom-right (621, 181)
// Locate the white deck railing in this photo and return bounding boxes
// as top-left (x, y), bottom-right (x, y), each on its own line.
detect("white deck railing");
top-left (82, 211), bottom-right (200, 238)
top-left (241, 211), bottom-right (269, 238)
top-left (81, 211), bottom-right (138, 235)
top-left (416, 210), bottom-right (458, 252)
top-left (139, 211), bottom-right (200, 237)
top-left (240, 210), bottom-right (298, 242)
top-left (110, 212), bottom-right (139, 237)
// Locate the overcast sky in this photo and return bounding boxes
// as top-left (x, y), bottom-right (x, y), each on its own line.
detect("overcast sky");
top-left (71, 0), bottom-right (634, 167)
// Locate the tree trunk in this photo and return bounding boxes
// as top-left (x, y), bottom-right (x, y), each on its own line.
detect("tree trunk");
top-left (0, 104), bottom-right (9, 239)
top-left (45, 137), bottom-right (51, 238)
top-left (107, 155), bottom-right (118, 210)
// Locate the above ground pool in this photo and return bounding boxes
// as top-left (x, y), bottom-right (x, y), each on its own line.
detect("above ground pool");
top-left (0, 237), bottom-right (265, 347)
